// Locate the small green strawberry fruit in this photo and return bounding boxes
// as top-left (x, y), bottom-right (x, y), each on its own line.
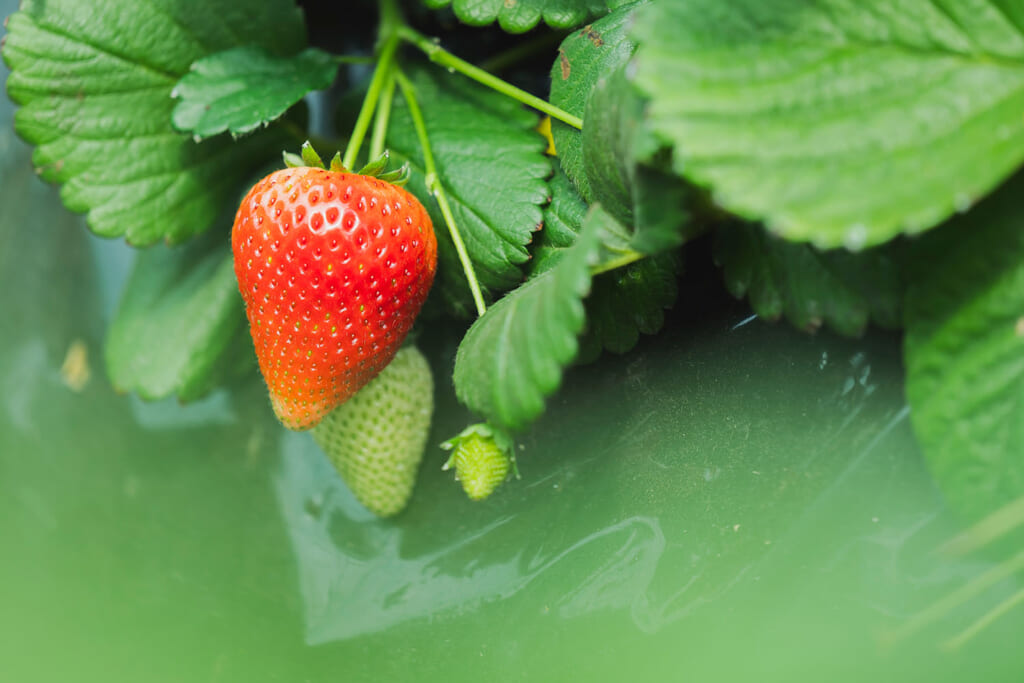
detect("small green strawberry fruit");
top-left (441, 423), bottom-right (516, 501)
top-left (311, 345), bottom-right (433, 517)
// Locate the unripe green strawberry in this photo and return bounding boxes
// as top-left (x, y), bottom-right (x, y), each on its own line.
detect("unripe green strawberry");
top-left (442, 423), bottom-right (515, 501)
top-left (232, 148), bottom-right (437, 430)
top-left (311, 345), bottom-right (434, 517)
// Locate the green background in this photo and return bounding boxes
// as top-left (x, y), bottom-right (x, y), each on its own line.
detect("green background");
top-left (1, 8), bottom-right (1021, 681)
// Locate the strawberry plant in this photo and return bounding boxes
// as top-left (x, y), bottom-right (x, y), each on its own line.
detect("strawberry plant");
top-left (3, 0), bottom-right (1023, 520)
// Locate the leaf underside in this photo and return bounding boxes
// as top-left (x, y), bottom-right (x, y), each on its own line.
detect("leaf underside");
top-left (632, 0), bottom-right (1024, 249)
top-left (388, 67), bottom-right (550, 316)
top-left (714, 222), bottom-right (902, 336)
top-left (2, 0), bottom-right (305, 245)
top-left (904, 174), bottom-right (1024, 521)
top-left (172, 46), bottom-right (337, 140)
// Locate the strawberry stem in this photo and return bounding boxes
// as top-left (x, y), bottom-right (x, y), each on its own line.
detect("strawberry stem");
top-left (395, 68), bottom-right (487, 317)
top-left (342, 1), bottom-right (402, 170)
top-left (369, 69), bottom-right (397, 162)
top-left (398, 25), bottom-right (583, 130)
top-left (590, 250), bottom-right (645, 277)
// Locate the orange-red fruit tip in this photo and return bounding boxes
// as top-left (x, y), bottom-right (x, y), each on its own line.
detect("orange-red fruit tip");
top-left (231, 166), bottom-right (438, 431)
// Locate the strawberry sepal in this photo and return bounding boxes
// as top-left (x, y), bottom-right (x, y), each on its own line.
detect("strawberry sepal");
top-left (282, 142), bottom-right (408, 186)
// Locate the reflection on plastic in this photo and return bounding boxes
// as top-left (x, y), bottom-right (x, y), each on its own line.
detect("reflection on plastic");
top-left (276, 432), bottom-right (669, 643)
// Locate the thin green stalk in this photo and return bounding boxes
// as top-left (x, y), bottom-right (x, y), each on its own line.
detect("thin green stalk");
top-left (395, 69), bottom-right (487, 317)
top-left (368, 70), bottom-right (397, 162)
top-left (943, 587), bottom-right (1024, 651)
top-left (591, 250), bottom-right (644, 277)
top-left (342, 0), bottom-right (402, 170)
top-left (883, 549), bottom-right (1024, 644)
top-left (398, 26), bottom-right (583, 130)
top-left (939, 495), bottom-right (1024, 557)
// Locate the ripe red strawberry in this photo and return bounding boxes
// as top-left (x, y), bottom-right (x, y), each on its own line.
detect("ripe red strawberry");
top-left (232, 155), bottom-right (437, 430)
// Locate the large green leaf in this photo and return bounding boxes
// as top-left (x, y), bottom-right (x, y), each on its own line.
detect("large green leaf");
top-left (105, 235), bottom-right (248, 402)
top-left (454, 205), bottom-right (605, 431)
top-left (905, 175), bottom-right (1024, 520)
top-left (388, 67), bottom-right (550, 316)
top-left (714, 222), bottom-right (902, 336)
top-left (424, 0), bottom-right (626, 33)
top-left (549, 3), bottom-right (639, 198)
top-left (632, 0), bottom-right (1024, 249)
top-left (2, 0), bottom-right (305, 245)
top-left (172, 47), bottom-right (336, 140)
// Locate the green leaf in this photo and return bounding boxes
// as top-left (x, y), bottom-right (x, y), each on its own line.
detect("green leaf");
top-left (2, 0), bottom-right (305, 245)
top-left (387, 67), bottom-right (550, 316)
top-left (631, 0), bottom-right (1024, 249)
top-left (172, 47), bottom-right (336, 140)
top-left (579, 67), bottom-right (636, 223)
top-left (532, 170), bottom-right (681, 359)
top-left (105, 234), bottom-right (247, 402)
top-left (531, 167), bottom-right (588, 276)
top-left (820, 247), bottom-right (904, 331)
top-left (714, 222), bottom-right (902, 336)
top-left (547, 3), bottom-right (691, 255)
top-left (578, 252), bottom-right (680, 361)
top-left (549, 3), bottom-right (639, 198)
top-left (905, 175), bottom-right (1024, 520)
top-left (424, 0), bottom-right (627, 33)
top-left (581, 63), bottom-right (692, 254)
top-left (454, 205), bottom-right (606, 432)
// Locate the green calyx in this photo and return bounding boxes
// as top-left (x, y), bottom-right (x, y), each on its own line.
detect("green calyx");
top-left (282, 140), bottom-right (409, 186)
top-left (441, 423), bottom-right (518, 501)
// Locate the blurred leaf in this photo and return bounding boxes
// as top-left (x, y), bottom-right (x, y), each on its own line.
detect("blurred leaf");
top-left (2, 0), bottom-right (304, 244)
top-left (388, 67), bottom-right (549, 316)
top-left (581, 64), bottom-right (691, 254)
top-left (105, 235), bottom-right (247, 402)
top-left (454, 205), bottom-right (606, 431)
top-left (632, 0), bottom-right (1024, 248)
top-left (905, 175), bottom-right (1024, 520)
top-left (172, 47), bottom-right (337, 140)
top-left (579, 64), bottom-right (640, 224)
top-left (714, 222), bottom-right (902, 336)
